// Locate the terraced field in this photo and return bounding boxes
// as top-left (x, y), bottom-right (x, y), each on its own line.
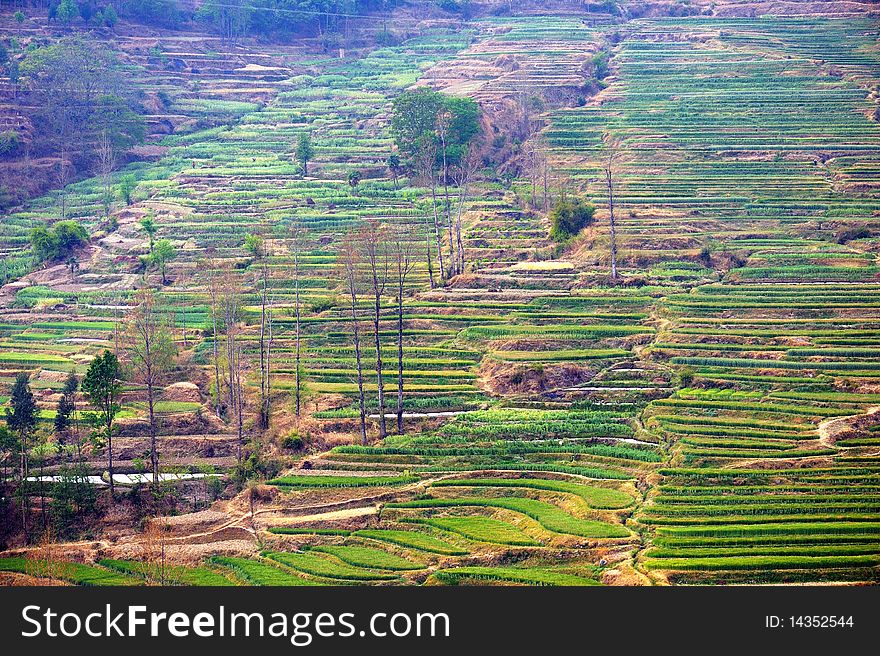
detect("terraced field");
top-left (1, 9), bottom-right (879, 586)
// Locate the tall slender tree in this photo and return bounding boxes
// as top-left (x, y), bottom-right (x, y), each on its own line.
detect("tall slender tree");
top-left (339, 232), bottom-right (368, 445)
top-left (604, 152), bottom-right (619, 281)
top-left (125, 290), bottom-right (176, 483)
top-left (81, 350), bottom-right (122, 495)
top-left (203, 254), bottom-right (224, 418)
top-left (246, 232), bottom-right (273, 430)
top-left (289, 222), bottom-right (308, 417)
top-left (220, 267), bottom-right (245, 462)
top-left (6, 372), bottom-right (38, 541)
top-left (360, 221), bottom-right (390, 439)
top-left (392, 229), bottom-right (416, 435)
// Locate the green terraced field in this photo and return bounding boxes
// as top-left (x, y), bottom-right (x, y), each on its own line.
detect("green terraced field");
top-left (1, 8), bottom-right (879, 587)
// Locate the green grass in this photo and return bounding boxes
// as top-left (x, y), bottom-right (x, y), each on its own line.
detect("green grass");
top-left (209, 556), bottom-right (320, 586)
top-left (266, 475), bottom-right (416, 488)
top-left (310, 545), bottom-right (423, 570)
top-left (266, 551), bottom-right (400, 581)
top-left (405, 517), bottom-right (541, 546)
top-left (431, 478), bottom-right (633, 509)
top-left (431, 566), bottom-right (600, 586)
top-left (390, 497), bottom-right (630, 538)
top-left (0, 557), bottom-right (141, 586)
top-left (99, 559), bottom-right (235, 586)
top-left (354, 529), bottom-right (468, 555)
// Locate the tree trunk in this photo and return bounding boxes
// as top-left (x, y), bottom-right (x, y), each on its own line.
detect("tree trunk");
top-left (422, 213), bottom-right (435, 288)
top-left (396, 285), bottom-right (405, 435)
top-left (429, 180), bottom-right (446, 280)
top-left (373, 291), bottom-right (387, 438)
top-left (107, 419), bottom-right (114, 496)
top-left (605, 167), bottom-right (619, 281)
top-left (147, 369), bottom-right (158, 484)
top-left (211, 303), bottom-right (221, 417)
top-left (349, 292), bottom-right (368, 445)
top-left (294, 248), bottom-right (302, 416)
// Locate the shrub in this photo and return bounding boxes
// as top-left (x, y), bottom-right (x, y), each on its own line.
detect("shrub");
top-left (0, 130), bottom-right (21, 156)
top-left (836, 227), bottom-right (872, 244)
top-left (549, 199), bottom-right (595, 242)
top-left (280, 433), bottom-right (304, 451)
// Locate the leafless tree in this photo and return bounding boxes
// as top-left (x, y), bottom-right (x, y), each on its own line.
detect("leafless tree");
top-left (248, 233), bottom-right (273, 430)
top-left (391, 228), bottom-right (416, 434)
top-left (435, 110), bottom-right (456, 275)
top-left (415, 136), bottom-right (446, 281)
top-left (203, 254), bottom-right (225, 418)
top-left (98, 130), bottom-right (115, 217)
top-left (289, 222), bottom-right (308, 417)
top-left (339, 232), bottom-right (368, 445)
top-left (450, 143), bottom-right (481, 276)
top-left (58, 141), bottom-right (70, 219)
top-left (125, 290), bottom-right (176, 483)
top-left (360, 221), bottom-right (391, 438)
top-left (603, 149), bottom-right (619, 281)
top-left (220, 267), bottom-right (246, 461)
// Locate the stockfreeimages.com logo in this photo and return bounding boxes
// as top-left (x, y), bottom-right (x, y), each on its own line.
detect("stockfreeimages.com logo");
top-left (22, 605), bottom-right (450, 646)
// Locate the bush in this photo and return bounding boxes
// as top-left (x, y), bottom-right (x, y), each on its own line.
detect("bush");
top-left (0, 130), bottom-right (21, 157)
top-left (30, 220), bottom-right (88, 263)
top-left (836, 227), bottom-right (871, 244)
top-left (549, 198), bottom-right (595, 242)
top-left (280, 433), bottom-right (304, 451)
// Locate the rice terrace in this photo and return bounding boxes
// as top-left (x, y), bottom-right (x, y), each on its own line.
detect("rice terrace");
top-left (0, 0), bottom-right (879, 588)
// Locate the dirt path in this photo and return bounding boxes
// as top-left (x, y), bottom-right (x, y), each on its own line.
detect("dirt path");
top-left (817, 405), bottom-right (880, 448)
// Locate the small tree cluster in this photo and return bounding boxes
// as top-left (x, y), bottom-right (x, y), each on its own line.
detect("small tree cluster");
top-left (549, 198), bottom-right (595, 242)
top-left (29, 220), bottom-right (88, 264)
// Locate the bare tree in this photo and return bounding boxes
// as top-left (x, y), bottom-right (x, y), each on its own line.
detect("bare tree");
top-left (421, 209), bottom-right (435, 288)
top-left (435, 110), bottom-right (456, 275)
top-left (339, 232), bottom-right (368, 445)
top-left (58, 141), bottom-right (70, 219)
top-left (203, 254), bottom-right (225, 418)
top-left (125, 290), bottom-right (176, 483)
top-left (98, 130), bottom-right (115, 217)
top-left (360, 221), bottom-right (391, 438)
top-left (415, 135), bottom-right (446, 282)
top-left (139, 516), bottom-right (170, 585)
top-left (289, 222), bottom-right (307, 417)
top-left (450, 143), bottom-right (481, 276)
top-left (247, 233), bottom-right (273, 430)
top-left (391, 228), bottom-right (416, 435)
top-left (603, 150), bottom-right (619, 281)
top-left (523, 136), bottom-right (548, 210)
top-left (220, 267), bottom-right (246, 461)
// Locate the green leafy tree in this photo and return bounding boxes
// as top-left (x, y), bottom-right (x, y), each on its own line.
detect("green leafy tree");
top-left (29, 220), bottom-right (87, 264)
top-left (14, 11), bottom-right (25, 35)
top-left (6, 372), bottom-right (38, 540)
top-left (549, 198), bottom-right (595, 242)
top-left (119, 175), bottom-right (136, 205)
top-left (56, 0), bottom-right (80, 25)
top-left (387, 153), bottom-right (402, 188)
top-left (391, 88), bottom-right (445, 160)
top-left (295, 132), bottom-right (314, 176)
top-left (81, 351), bottom-right (122, 495)
top-left (18, 37), bottom-right (144, 176)
top-left (54, 373), bottom-right (78, 439)
top-left (150, 239), bottom-right (176, 285)
top-left (125, 290), bottom-right (177, 483)
top-left (102, 5), bottom-right (119, 27)
top-left (347, 169), bottom-right (362, 190)
top-left (197, 0), bottom-right (253, 42)
top-left (140, 215), bottom-right (157, 252)
top-left (30, 225), bottom-right (59, 262)
top-left (53, 220), bottom-right (87, 253)
top-left (244, 233), bottom-right (265, 257)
